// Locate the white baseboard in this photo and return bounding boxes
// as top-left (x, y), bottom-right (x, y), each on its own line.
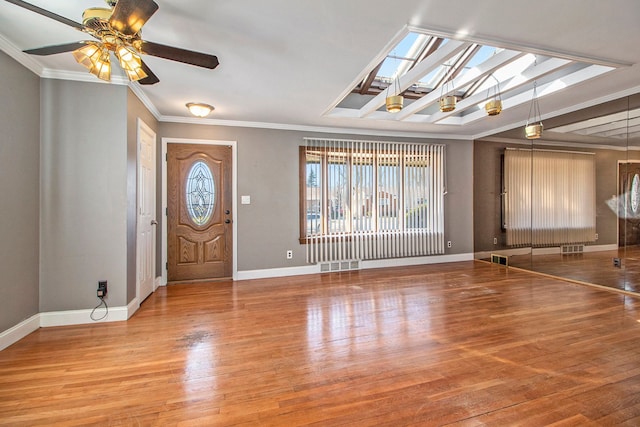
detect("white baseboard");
top-left (475, 244), bottom-right (619, 260)
top-left (0, 314), bottom-right (40, 351)
top-left (361, 253), bottom-right (473, 269)
top-left (39, 305), bottom-right (130, 327)
top-left (237, 253), bottom-right (474, 281)
top-left (237, 264), bottom-right (320, 280)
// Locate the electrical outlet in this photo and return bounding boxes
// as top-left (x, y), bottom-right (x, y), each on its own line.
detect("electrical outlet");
top-left (447, 241), bottom-right (452, 248)
top-left (494, 237), bottom-right (498, 245)
top-left (286, 250), bottom-right (293, 259)
top-left (97, 280), bottom-right (107, 298)
top-left (595, 233), bottom-right (599, 240)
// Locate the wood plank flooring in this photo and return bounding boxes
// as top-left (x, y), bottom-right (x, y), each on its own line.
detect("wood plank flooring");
top-left (508, 246), bottom-right (640, 293)
top-left (2, 261), bottom-right (640, 425)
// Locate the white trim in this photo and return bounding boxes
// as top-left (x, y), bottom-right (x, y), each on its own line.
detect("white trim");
top-left (158, 115), bottom-right (473, 141)
top-left (39, 305), bottom-right (130, 327)
top-left (127, 298), bottom-right (140, 319)
top-left (236, 253), bottom-right (474, 281)
top-left (474, 244), bottom-right (620, 260)
top-left (360, 253), bottom-right (474, 269)
top-left (161, 138), bottom-right (238, 284)
top-left (136, 118), bottom-right (157, 305)
top-left (0, 314), bottom-right (40, 351)
top-left (237, 265), bottom-right (320, 280)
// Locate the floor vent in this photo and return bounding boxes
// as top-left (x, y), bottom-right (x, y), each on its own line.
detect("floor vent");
top-left (319, 260), bottom-right (360, 272)
top-left (561, 244), bottom-right (584, 254)
top-left (491, 253), bottom-right (509, 267)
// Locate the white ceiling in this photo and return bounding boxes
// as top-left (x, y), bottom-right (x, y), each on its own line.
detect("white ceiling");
top-left (1, 0), bottom-right (639, 139)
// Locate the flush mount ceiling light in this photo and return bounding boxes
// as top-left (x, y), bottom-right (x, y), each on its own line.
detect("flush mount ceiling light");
top-left (525, 81), bottom-right (543, 139)
top-left (186, 102), bottom-right (215, 117)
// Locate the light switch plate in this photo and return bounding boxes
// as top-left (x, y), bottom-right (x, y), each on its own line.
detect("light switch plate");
top-left (241, 195), bottom-right (251, 205)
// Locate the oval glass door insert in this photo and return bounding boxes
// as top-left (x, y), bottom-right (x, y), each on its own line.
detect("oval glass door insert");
top-left (186, 160), bottom-right (216, 226)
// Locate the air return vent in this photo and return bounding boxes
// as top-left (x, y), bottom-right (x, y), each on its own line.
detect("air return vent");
top-left (319, 260), bottom-right (360, 273)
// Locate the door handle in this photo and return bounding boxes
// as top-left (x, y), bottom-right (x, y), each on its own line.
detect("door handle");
top-left (225, 219), bottom-right (231, 224)
top-left (151, 220), bottom-right (158, 226)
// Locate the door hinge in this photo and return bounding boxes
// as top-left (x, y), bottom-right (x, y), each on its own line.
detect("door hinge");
top-left (165, 207), bottom-right (168, 216)
top-left (165, 153), bottom-right (168, 161)
top-left (165, 262), bottom-right (168, 270)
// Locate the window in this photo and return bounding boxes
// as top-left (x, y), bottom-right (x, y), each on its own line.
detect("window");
top-left (300, 138), bottom-right (446, 263)
top-left (186, 160), bottom-right (215, 226)
top-left (503, 148), bottom-right (596, 246)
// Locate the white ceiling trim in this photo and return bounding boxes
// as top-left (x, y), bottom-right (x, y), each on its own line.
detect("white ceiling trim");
top-left (406, 25), bottom-right (634, 68)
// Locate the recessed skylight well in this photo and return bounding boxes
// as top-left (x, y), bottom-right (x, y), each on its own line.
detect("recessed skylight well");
top-left (327, 27), bottom-right (618, 127)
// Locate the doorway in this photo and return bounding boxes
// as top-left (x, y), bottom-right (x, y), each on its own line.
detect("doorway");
top-left (162, 138), bottom-right (238, 284)
top-left (618, 161), bottom-right (640, 246)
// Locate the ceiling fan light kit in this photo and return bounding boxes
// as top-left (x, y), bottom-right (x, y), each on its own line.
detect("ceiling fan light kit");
top-left (7, 0), bottom-right (220, 85)
top-left (186, 102), bottom-right (214, 117)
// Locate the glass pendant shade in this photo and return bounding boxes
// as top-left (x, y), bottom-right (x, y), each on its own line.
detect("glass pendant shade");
top-left (116, 46), bottom-right (147, 81)
top-left (72, 43), bottom-right (102, 69)
top-left (88, 53), bottom-right (111, 81)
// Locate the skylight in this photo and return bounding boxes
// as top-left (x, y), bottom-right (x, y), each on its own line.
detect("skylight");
top-left (328, 28), bottom-right (618, 126)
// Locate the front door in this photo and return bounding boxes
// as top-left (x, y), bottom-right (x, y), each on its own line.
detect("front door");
top-left (167, 143), bottom-right (232, 282)
top-left (619, 162), bottom-right (640, 246)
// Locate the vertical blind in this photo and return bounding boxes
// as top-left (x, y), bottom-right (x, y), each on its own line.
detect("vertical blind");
top-left (504, 148), bottom-right (596, 246)
top-left (303, 138), bottom-right (445, 263)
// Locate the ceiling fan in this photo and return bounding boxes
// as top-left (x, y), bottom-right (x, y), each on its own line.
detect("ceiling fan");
top-left (4, 0), bottom-right (220, 85)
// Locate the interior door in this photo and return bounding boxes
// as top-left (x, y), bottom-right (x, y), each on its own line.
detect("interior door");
top-left (137, 120), bottom-right (156, 302)
top-left (618, 162), bottom-right (640, 246)
top-left (167, 143), bottom-right (232, 282)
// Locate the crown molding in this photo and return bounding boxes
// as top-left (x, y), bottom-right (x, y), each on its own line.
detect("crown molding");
top-left (158, 114), bottom-right (473, 140)
top-left (0, 33), bottom-right (43, 76)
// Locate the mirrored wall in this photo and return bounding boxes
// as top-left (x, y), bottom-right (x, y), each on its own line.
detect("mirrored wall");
top-left (474, 93), bottom-right (640, 294)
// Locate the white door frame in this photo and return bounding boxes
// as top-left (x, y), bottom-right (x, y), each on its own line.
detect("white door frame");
top-left (161, 137), bottom-right (238, 284)
top-left (136, 118), bottom-right (157, 303)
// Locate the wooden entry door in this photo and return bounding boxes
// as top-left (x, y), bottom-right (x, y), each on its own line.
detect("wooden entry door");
top-left (167, 143), bottom-right (232, 282)
top-left (619, 162), bottom-right (640, 246)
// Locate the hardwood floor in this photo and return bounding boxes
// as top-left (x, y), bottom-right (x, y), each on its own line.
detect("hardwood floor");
top-left (2, 261), bottom-right (640, 425)
top-left (508, 246), bottom-right (640, 293)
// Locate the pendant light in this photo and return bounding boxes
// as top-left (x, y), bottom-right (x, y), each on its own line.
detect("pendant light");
top-left (484, 75), bottom-right (502, 116)
top-left (439, 64), bottom-right (456, 112)
top-left (525, 81), bottom-right (543, 139)
top-left (385, 52), bottom-right (404, 113)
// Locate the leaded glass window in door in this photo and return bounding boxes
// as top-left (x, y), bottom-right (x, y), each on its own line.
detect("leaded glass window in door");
top-left (186, 160), bottom-right (215, 226)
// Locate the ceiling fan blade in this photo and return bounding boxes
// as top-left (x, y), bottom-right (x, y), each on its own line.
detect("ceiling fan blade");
top-left (4, 0), bottom-right (83, 30)
top-left (24, 41), bottom-right (87, 56)
top-left (138, 60), bottom-right (160, 85)
top-left (109, 0), bottom-right (159, 36)
top-left (141, 41), bottom-right (219, 69)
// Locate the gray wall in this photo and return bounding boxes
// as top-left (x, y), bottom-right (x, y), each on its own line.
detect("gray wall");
top-left (0, 51), bottom-right (40, 331)
top-left (40, 79), bottom-right (129, 310)
top-left (159, 123), bottom-right (474, 271)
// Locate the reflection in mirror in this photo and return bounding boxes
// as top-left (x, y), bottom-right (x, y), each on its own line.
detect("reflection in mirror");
top-left (474, 93), bottom-right (640, 294)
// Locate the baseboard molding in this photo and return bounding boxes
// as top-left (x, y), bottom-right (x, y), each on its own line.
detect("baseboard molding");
top-left (237, 253), bottom-right (474, 281)
top-left (39, 305), bottom-right (130, 327)
top-left (0, 314), bottom-right (40, 351)
top-left (237, 264), bottom-right (320, 280)
top-left (475, 244), bottom-right (619, 260)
